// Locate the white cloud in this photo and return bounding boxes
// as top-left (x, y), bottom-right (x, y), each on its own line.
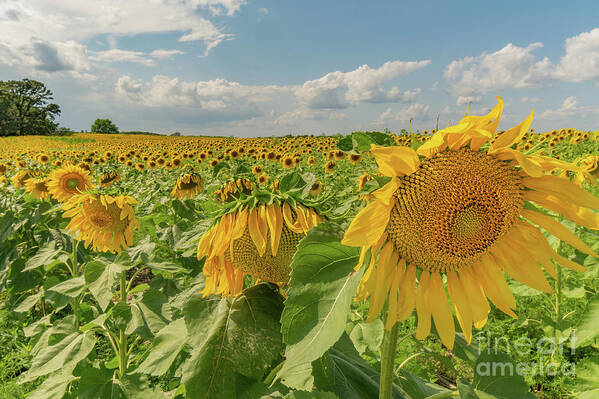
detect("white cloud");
top-left (295, 60), bottom-right (430, 109)
top-left (445, 28), bottom-right (599, 97)
top-left (444, 42), bottom-right (548, 95)
top-left (456, 95), bottom-right (482, 106)
top-left (115, 75), bottom-right (287, 109)
top-left (538, 96), bottom-right (599, 120)
top-left (551, 28), bottom-right (599, 82)
top-left (258, 7), bottom-right (269, 15)
top-left (0, 0), bottom-right (241, 72)
top-left (520, 96), bottom-right (540, 103)
top-left (377, 103), bottom-right (430, 123)
top-left (150, 49), bottom-right (185, 59)
top-left (274, 108), bottom-right (347, 126)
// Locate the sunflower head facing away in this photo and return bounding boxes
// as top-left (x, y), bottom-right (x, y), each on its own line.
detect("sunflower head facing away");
top-left (213, 178), bottom-right (254, 202)
top-left (198, 190), bottom-right (322, 297)
top-left (171, 173), bottom-right (204, 200)
top-left (99, 171), bottom-right (121, 187)
top-left (11, 169), bottom-right (42, 188)
top-left (342, 97), bottom-right (598, 349)
top-left (25, 177), bottom-right (51, 200)
top-left (63, 193), bottom-right (139, 254)
top-left (47, 165), bottom-right (94, 202)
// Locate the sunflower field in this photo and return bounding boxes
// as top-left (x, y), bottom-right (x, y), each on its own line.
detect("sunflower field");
top-left (1, 98), bottom-right (599, 399)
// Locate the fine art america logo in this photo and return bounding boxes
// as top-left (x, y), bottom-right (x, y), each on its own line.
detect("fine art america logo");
top-left (474, 332), bottom-right (577, 377)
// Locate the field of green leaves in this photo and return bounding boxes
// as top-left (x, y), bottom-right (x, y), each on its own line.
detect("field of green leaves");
top-left (1, 117), bottom-right (599, 399)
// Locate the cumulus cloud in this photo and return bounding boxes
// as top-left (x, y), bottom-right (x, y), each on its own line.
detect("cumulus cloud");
top-left (89, 48), bottom-right (185, 66)
top-left (538, 96), bottom-right (599, 120)
top-left (445, 28), bottom-right (599, 97)
top-left (115, 75), bottom-right (287, 109)
top-left (295, 60), bottom-right (430, 109)
top-left (377, 103), bottom-right (430, 123)
top-left (456, 95), bottom-right (482, 106)
top-left (274, 108), bottom-right (347, 126)
top-left (0, 0), bottom-right (242, 73)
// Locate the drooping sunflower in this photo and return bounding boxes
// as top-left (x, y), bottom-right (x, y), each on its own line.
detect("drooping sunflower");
top-left (342, 97), bottom-right (598, 349)
top-left (47, 165), bottom-right (94, 202)
top-left (198, 201), bottom-right (322, 297)
top-left (11, 169), bottom-right (42, 188)
top-left (198, 177), bottom-right (323, 297)
top-left (99, 171), bottom-right (120, 187)
top-left (63, 194), bottom-right (139, 253)
top-left (171, 173), bottom-right (204, 200)
top-left (25, 177), bottom-right (51, 200)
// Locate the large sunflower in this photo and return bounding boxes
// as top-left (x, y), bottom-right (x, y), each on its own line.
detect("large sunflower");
top-left (171, 173), bottom-right (204, 200)
top-left (63, 194), bottom-right (139, 253)
top-left (47, 165), bottom-right (94, 202)
top-left (198, 202), bottom-right (322, 297)
top-left (342, 97), bottom-right (598, 349)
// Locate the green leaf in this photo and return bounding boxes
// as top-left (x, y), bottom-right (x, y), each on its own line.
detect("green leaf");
top-left (337, 135), bottom-right (353, 151)
top-left (85, 260), bottom-right (119, 311)
top-left (283, 391), bottom-right (337, 399)
top-left (127, 236), bottom-right (156, 264)
top-left (181, 283), bottom-right (284, 399)
top-left (22, 331), bottom-right (97, 382)
top-left (23, 240), bottom-right (61, 271)
top-left (277, 223), bottom-right (362, 389)
top-left (108, 301), bottom-right (133, 331)
top-left (129, 289), bottom-right (172, 337)
top-left (47, 276), bottom-right (86, 298)
top-left (472, 351), bottom-right (536, 399)
top-left (27, 370), bottom-right (77, 399)
top-left (146, 261), bottom-right (188, 274)
top-left (457, 378), bottom-right (480, 399)
top-left (280, 172), bottom-right (307, 193)
top-left (313, 333), bottom-right (408, 399)
top-left (14, 291), bottom-right (41, 312)
top-left (574, 356), bottom-right (599, 392)
top-left (575, 294), bottom-right (599, 347)
top-left (348, 320), bottom-right (384, 354)
top-left (77, 364), bottom-right (115, 399)
top-left (137, 318), bottom-right (189, 376)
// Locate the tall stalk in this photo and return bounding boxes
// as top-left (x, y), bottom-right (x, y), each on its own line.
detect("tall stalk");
top-left (71, 239), bottom-right (80, 324)
top-left (118, 271), bottom-right (129, 378)
top-left (379, 322), bottom-right (400, 399)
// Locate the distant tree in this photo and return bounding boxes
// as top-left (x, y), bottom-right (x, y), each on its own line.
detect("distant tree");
top-left (0, 79), bottom-right (60, 136)
top-left (170, 131), bottom-right (181, 136)
top-left (91, 118), bottom-right (119, 134)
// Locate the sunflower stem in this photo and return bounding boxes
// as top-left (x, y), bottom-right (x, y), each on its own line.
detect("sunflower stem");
top-left (118, 271), bottom-right (129, 378)
top-left (379, 322), bottom-right (400, 399)
top-left (71, 239), bottom-right (80, 325)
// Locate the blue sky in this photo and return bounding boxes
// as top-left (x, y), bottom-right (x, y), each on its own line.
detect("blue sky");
top-left (1, 1), bottom-right (599, 136)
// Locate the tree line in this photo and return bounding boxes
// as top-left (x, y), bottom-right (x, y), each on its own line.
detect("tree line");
top-left (0, 78), bottom-right (61, 136)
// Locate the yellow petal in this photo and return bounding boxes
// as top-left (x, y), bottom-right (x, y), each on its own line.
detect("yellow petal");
top-left (415, 271), bottom-right (432, 340)
top-left (522, 209), bottom-right (598, 257)
top-left (524, 191), bottom-right (599, 230)
top-left (341, 200), bottom-right (393, 248)
top-left (370, 145), bottom-right (420, 177)
top-left (248, 207), bottom-right (267, 256)
top-left (397, 263), bottom-right (416, 321)
top-left (447, 270), bottom-right (473, 344)
top-left (489, 108), bottom-right (534, 152)
top-left (522, 175), bottom-right (599, 210)
top-left (492, 148), bottom-right (543, 177)
top-left (429, 272), bottom-right (455, 350)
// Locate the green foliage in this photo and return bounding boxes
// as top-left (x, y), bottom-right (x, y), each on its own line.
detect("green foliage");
top-left (91, 118), bottom-right (120, 134)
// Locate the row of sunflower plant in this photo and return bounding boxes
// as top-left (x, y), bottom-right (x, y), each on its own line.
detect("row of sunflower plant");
top-left (0, 97), bottom-right (598, 398)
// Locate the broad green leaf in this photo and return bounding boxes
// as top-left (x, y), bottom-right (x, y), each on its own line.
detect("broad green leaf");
top-left (283, 391), bottom-right (337, 399)
top-left (457, 378), bottom-right (479, 399)
top-left (27, 370), bottom-right (77, 399)
top-left (14, 291), bottom-right (41, 312)
top-left (348, 320), bottom-right (384, 354)
top-left (181, 283), bottom-right (284, 399)
top-left (574, 356), bottom-right (599, 392)
top-left (279, 172), bottom-right (307, 193)
top-left (23, 241), bottom-right (60, 271)
top-left (129, 289), bottom-right (172, 337)
top-left (146, 261), bottom-right (188, 274)
top-left (47, 276), bottom-right (86, 297)
top-left (77, 364), bottom-right (115, 399)
top-left (22, 331), bottom-right (97, 382)
top-left (108, 301), bottom-right (133, 331)
top-left (313, 333), bottom-right (408, 399)
top-left (118, 373), bottom-right (165, 398)
top-left (137, 318), bottom-right (189, 376)
top-left (277, 223), bottom-right (362, 389)
top-left (396, 370), bottom-right (449, 399)
top-left (575, 294), bottom-right (599, 347)
top-left (85, 260), bottom-right (119, 311)
top-left (127, 235), bottom-right (156, 263)
top-left (472, 351), bottom-right (536, 399)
